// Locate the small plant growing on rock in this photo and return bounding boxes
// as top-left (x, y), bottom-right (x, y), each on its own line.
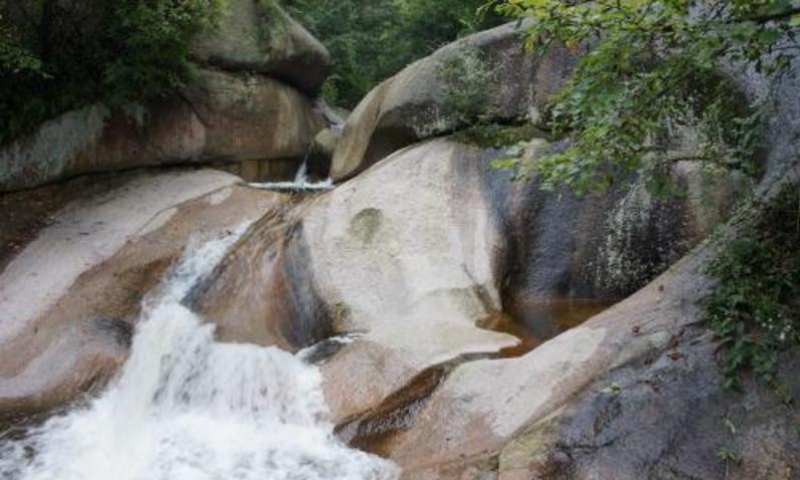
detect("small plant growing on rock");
top-left (717, 445), bottom-right (743, 477)
top-left (452, 123), bottom-right (544, 150)
top-left (717, 446), bottom-right (742, 463)
top-left (706, 184), bottom-right (800, 393)
top-left (436, 46), bottom-right (495, 127)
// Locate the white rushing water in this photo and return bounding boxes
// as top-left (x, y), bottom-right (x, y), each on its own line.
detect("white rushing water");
top-left (250, 159), bottom-right (334, 192)
top-left (0, 228), bottom-right (397, 480)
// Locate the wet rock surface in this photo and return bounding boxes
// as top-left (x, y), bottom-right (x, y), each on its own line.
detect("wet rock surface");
top-left (0, 170), bottom-right (275, 415)
top-left (188, 138), bottom-right (740, 476)
top-left (189, 197), bottom-right (335, 351)
top-left (0, 136), bottom-right (753, 477)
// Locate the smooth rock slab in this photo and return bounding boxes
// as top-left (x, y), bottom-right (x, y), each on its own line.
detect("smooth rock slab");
top-left (0, 170), bottom-right (277, 415)
top-left (302, 137), bottom-right (735, 429)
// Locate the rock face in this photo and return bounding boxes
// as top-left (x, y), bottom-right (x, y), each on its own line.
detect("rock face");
top-left (0, 1), bottom-right (329, 193)
top-left (189, 137), bottom-right (740, 441)
top-left (2, 12), bottom-right (797, 480)
top-left (0, 72), bottom-right (324, 193)
top-left (188, 198), bottom-right (336, 351)
top-left (192, 0), bottom-right (331, 97)
top-left (186, 69), bottom-right (324, 161)
top-left (330, 21), bottom-right (577, 181)
top-left (375, 237), bottom-right (800, 480)
top-left (0, 170), bottom-right (276, 415)
top-left (0, 114), bottom-right (779, 479)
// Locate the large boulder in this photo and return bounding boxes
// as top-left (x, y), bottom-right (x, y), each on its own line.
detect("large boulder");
top-left (4, 0), bottom-right (329, 98)
top-left (360, 229), bottom-right (800, 479)
top-left (314, 53), bottom-right (800, 477)
top-left (0, 0), bottom-right (331, 193)
top-left (190, 137), bottom-right (741, 431)
top-left (192, 0), bottom-right (331, 97)
top-left (330, 21), bottom-right (577, 181)
top-left (0, 170), bottom-right (277, 415)
top-left (185, 69), bottom-right (325, 161)
top-left (352, 165), bottom-right (800, 480)
top-left (0, 70), bottom-right (324, 193)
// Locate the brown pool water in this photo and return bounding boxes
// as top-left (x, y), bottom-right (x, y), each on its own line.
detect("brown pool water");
top-left (478, 298), bottom-right (617, 358)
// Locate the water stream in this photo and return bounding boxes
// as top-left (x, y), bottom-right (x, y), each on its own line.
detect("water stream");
top-left (0, 228), bottom-right (397, 480)
top-left (251, 157), bottom-right (334, 192)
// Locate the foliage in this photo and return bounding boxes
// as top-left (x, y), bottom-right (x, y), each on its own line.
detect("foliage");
top-left (705, 185), bottom-right (800, 393)
top-left (0, 14), bottom-right (41, 75)
top-left (282, 0), bottom-right (506, 107)
top-left (103, 0), bottom-right (224, 105)
top-left (716, 445), bottom-right (743, 464)
top-left (492, 0), bottom-right (800, 195)
top-left (452, 123), bottom-right (544, 150)
top-left (437, 47), bottom-right (495, 126)
top-left (0, 0), bottom-right (224, 145)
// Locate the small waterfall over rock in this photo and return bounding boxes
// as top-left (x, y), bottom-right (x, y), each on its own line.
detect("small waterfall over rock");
top-left (251, 154), bottom-right (334, 193)
top-left (0, 228), bottom-right (397, 480)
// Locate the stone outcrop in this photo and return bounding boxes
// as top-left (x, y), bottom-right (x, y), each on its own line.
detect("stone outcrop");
top-left (185, 69), bottom-right (325, 162)
top-left (192, 0), bottom-right (331, 97)
top-left (314, 54), bottom-right (800, 478)
top-left (363, 166), bottom-right (800, 480)
top-left (0, 71), bottom-right (324, 193)
top-left (365, 224), bottom-right (800, 479)
top-left (188, 137), bottom-right (741, 434)
top-left (330, 21), bottom-right (577, 181)
top-left (0, 0), bottom-right (330, 193)
top-left (2, 9), bottom-right (798, 479)
top-left (0, 114), bottom-right (780, 479)
top-left (0, 170), bottom-right (276, 415)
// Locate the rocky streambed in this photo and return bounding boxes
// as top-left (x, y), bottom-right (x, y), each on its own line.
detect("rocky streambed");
top-left (2, 133), bottom-right (791, 479)
top-left (1, 4), bottom-right (800, 479)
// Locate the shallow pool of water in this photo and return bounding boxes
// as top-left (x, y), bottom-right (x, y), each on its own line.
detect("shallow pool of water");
top-left (479, 298), bottom-right (617, 358)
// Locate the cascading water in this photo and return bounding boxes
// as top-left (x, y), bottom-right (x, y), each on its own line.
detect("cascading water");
top-left (294, 159), bottom-right (310, 184)
top-left (251, 149), bottom-right (334, 192)
top-left (0, 227), bottom-right (397, 480)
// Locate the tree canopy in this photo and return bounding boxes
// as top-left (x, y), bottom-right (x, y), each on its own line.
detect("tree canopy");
top-left (494, 0), bottom-right (800, 195)
top-left (0, 0), bottom-right (223, 145)
top-left (282, 0), bottom-right (505, 108)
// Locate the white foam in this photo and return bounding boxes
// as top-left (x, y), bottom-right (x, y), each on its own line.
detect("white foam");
top-left (250, 159), bottom-right (335, 192)
top-left (250, 178), bottom-right (334, 192)
top-left (0, 228), bottom-right (397, 480)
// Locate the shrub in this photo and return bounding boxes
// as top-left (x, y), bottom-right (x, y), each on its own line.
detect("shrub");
top-left (706, 184), bottom-right (800, 395)
top-left (282, 0), bottom-right (506, 108)
top-left (436, 46), bottom-right (495, 126)
top-left (0, 0), bottom-right (224, 145)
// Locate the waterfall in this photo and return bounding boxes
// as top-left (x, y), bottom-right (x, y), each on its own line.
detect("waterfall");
top-left (251, 154), bottom-right (334, 192)
top-left (294, 158), bottom-right (309, 184)
top-left (0, 228), bottom-right (397, 480)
